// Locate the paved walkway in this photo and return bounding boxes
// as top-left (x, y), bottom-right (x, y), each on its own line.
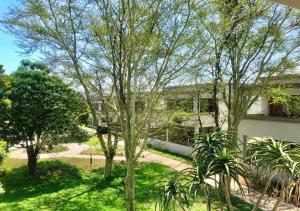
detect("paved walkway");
top-left (9, 143), bottom-right (300, 211)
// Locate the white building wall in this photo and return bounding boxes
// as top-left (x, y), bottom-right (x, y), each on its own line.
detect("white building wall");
top-left (239, 119), bottom-right (300, 143)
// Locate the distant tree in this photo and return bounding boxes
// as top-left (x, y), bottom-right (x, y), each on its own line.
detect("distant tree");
top-left (17, 59), bottom-right (50, 73)
top-left (0, 65), bottom-right (11, 147)
top-left (0, 65), bottom-right (4, 75)
top-left (5, 65), bottom-right (88, 175)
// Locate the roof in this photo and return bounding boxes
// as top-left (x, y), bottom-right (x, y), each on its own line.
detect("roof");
top-left (274, 0), bottom-right (300, 9)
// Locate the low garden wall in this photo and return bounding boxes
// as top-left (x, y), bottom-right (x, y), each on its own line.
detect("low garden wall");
top-left (148, 138), bottom-right (193, 157)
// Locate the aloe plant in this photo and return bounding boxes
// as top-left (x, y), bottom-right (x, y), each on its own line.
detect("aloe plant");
top-left (247, 137), bottom-right (300, 211)
top-left (155, 174), bottom-right (190, 211)
top-left (192, 131), bottom-right (248, 211)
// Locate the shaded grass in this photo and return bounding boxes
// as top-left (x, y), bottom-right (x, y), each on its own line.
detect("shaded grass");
top-left (0, 158), bottom-right (259, 211)
top-left (3, 157), bottom-right (106, 170)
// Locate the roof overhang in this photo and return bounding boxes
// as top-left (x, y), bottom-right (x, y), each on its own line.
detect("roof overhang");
top-left (274, 0), bottom-right (300, 9)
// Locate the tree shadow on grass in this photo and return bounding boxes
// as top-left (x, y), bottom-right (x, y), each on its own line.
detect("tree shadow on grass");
top-left (0, 161), bottom-right (179, 210)
top-left (0, 160), bottom-right (83, 203)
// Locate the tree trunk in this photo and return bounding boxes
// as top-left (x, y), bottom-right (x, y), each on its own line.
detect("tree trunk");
top-left (272, 177), bottom-right (285, 211)
top-left (252, 171), bottom-right (277, 211)
top-left (204, 186), bottom-right (211, 211)
top-left (26, 145), bottom-right (38, 176)
top-left (104, 157), bottom-right (113, 179)
top-left (224, 174), bottom-right (234, 211)
top-left (125, 159), bottom-right (136, 211)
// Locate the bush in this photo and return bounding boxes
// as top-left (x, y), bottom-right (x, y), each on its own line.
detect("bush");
top-left (0, 140), bottom-right (6, 168)
top-left (172, 111), bottom-right (190, 125)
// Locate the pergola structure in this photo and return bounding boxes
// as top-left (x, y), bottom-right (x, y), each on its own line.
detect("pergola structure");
top-left (274, 0), bottom-right (300, 9)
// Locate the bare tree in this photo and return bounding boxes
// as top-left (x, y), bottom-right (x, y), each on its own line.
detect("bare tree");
top-left (193, 0), bottom-right (300, 139)
top-left (1, 0), bottom-right (119, 178)
top-left (89, 0), bottom-right (200, 210)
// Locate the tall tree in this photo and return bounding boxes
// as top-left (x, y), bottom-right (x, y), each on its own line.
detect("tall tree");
top-left (1, 0), bottom-right (119, 178)
top-left (89, 0), bottom-right (199, 210)
top-left (194, 0), bottom-right (300, 138)
top-left (5, 65), bottom-right (88, 175)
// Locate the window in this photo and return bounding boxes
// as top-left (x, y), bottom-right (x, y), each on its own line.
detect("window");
top-left (135, 101), bottom-right (145, 112)
top-left (269, 103), bottom-right (283, 117)
top-left (166, 98), bottom-right (193, 112)
top-left (93, 102), bottom-right (100, 111)
top-left (200, 98), bottom-right (214, 112)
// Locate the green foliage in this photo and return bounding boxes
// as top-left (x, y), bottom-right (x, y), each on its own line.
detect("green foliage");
top-left (269, 87), bottom-right (293, 106)
top-left (247, 137), bottom-right (300, 210)
top-left (0, 160), bottom-right (174, 210)
top-left (155, 175), bottom-right (190, 211)
top-left (6, 67), bottom-right (88, 145)
top-left (156, 131), bottom-right (249, 210)
top-left (17, 59), bottom-right (49, 73)
top-left (192, 131), bottom-right (235, 161)
top-left (247, 138), bottom-right (300, 177)
top-left (172, 111), bottom-right (190, 125)
top-left (0, 66), bottom-right (11, 143)
top-left (147, 147), bottom-right (191, 163)
top-left (84, 136), bottom-right (99, 146)
top-left (0, 140), bottom-right (6, 168)
top-left (0, 65), bottom-right (4, 75)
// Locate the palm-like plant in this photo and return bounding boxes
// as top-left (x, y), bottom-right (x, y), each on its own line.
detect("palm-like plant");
top-left (193, 131), bottom-right (234, 161)
top-left (155, 174), bottom-right (190, 211)
top-left (188, 159), bottom-right (214, 211)
top-left (155, 131), bottom-right (248, 211)
top-left (192, 131), bottom-right (248, 211)
top-left (247, 137), bottom-right (300, 211)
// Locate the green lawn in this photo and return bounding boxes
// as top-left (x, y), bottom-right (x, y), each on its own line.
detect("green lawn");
top-left (84, 136), bottom-right (99, 146)
top-left (81, 147), bottom-right (125, 156)
top-left (0, 158), bottom-right (258, 211)
top-left (147, 147), bottom-right (191, 163)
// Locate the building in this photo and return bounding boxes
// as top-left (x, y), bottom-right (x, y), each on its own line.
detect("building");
top-left (239, 75), bottom-right (300, 144)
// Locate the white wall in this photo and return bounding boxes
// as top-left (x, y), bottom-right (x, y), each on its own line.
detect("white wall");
top-left (239, 119), bottom-right (300, 143)
top-left (148, 138), bottom-right (193, 156)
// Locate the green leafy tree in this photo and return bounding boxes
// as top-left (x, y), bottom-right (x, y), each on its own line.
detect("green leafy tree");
top-left (6, 65), bottom-right (88, 175)
top-left (0, 65), bottom-right (11, 146)
top-left (1, 0), bottom-right (119, 179)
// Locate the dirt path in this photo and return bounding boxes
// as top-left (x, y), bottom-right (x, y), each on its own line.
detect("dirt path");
top-left (8, 143), bottom-right (299, 211)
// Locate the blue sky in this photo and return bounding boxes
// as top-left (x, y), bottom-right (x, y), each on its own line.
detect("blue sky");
top-left (0, 0), bottom-right (33, 73)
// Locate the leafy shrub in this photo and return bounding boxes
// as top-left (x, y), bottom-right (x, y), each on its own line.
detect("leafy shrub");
top-left (0, 140), bottom-right (6, 168)
top-left (172, 111), bottom-right (190, 125)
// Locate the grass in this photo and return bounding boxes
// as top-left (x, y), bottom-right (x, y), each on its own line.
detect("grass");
top-left (40, 145), bottom-right (69, 153)
top-left (0, 157), bottom-right (259, 211)
top-left (84, 136), bottom-right (99, 146)
top-left (3, 157), bottom-right (106, 170)
top-left (81, 147), bottom-right (124, 156)
top-left (147, 146), bottom-right (191, 163)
